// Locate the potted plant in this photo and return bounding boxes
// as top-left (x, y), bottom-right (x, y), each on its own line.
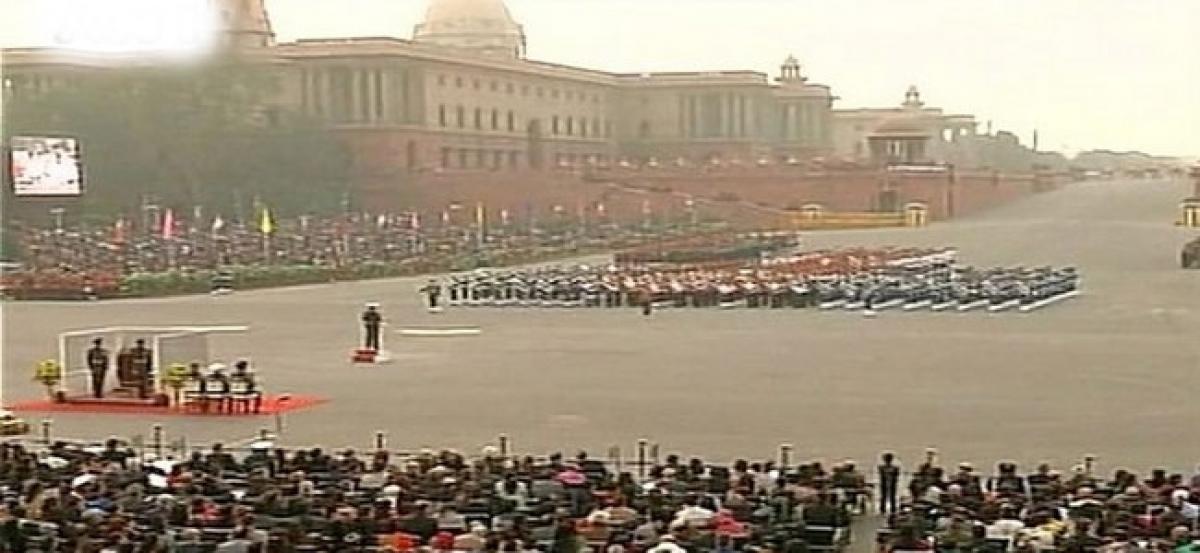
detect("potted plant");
top-left (32, 360), bottom-right (64, 402)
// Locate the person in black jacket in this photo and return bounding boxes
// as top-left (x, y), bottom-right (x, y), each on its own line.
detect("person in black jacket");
top-left (86, 337), bottom-right (109, 398)
top-left (878, 452), bottom-right (901, 515)
top-left (362, 303), bottom-right (383, 350)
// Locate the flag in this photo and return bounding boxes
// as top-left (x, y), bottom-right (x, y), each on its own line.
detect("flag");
top-left (161, 209), bottom-right (175, 240)
top-left (259, 206), bottom-right (274, 235)
top-left (211, 215), bottom-right (226, 235)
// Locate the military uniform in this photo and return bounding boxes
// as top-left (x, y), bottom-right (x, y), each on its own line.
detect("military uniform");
top-left (86, 338), bottom-right (109, 398)
top-left (362, 305), bottom-right (383, 350)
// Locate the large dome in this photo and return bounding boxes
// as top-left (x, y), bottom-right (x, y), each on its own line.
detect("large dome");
top-left (413, 0), bottom-right (526, 58)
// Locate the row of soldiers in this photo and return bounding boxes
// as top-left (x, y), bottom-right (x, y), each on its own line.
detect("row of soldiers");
top-left (426, 262), bottom-right (1080, 311)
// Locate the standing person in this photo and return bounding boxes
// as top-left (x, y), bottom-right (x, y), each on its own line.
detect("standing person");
top-left (421, 280), bottom-right (443, 311)
top-left (878, 451), bottom-right (901, 515)
top-left (129, 338), bottom-right (153, 399)
top-left (86, 337), bottom-right (110, 398)
top-left (362, 303), bottom-right (383, 351)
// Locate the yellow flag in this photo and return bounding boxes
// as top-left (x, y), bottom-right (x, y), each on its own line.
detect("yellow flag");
top-left (259, 206), bottom-right (274, 235)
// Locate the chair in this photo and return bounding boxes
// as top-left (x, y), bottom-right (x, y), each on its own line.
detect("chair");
top-left (230, 375), bottom-right (264, 413)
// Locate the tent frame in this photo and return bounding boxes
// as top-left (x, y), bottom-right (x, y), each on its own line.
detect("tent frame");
top-left (56, 326), bottom-right (248, 396)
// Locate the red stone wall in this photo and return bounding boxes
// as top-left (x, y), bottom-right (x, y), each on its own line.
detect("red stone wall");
top-left (344, 130), bottom-right (1062, 227)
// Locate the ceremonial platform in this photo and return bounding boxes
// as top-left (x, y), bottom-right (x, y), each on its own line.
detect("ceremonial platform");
top-left (7, 394), bottom-right (326, 417)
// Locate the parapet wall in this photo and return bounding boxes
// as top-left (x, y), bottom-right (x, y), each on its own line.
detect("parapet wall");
top-left (356, 167), bottom-right (1062, 228)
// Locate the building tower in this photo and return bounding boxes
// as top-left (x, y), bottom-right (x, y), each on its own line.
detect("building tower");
top-left (779, 55), bottom-right (806, 83)
top-left (214, 0), bottom-right (275, 49)
top-left (902, 85), bottom-right (924, 109)
top-left (413, 0), bottom-right (527, 59)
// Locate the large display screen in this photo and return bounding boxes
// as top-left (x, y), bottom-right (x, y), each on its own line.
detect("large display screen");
top-left (9, 136), bottom-right (84, 196)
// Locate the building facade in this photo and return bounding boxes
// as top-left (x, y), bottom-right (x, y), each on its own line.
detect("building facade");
top-left (3, 0), bottom-right (1046, 180)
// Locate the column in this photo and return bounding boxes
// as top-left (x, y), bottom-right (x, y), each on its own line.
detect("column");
top-left (376, 68), bottom-right (386, 122)
top-left (745, 96), bottom-right (754, 137)
top-left (738, 95), bottom-right (746, 137)
top-left (722, 94), bottom-right (732, 137)
top-left (678, 94), bottom-right (686, 138)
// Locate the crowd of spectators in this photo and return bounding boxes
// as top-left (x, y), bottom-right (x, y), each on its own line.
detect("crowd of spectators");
top-left (1, 212), bottom-right (687, 298)
top-left (877, 452), bottom-right (1200, 552)
top-left (0, 438), bottom-right (869, 552)
top-left (1, 439), bottom-right (1197, 552)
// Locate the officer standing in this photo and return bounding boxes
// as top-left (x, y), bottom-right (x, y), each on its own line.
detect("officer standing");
top-left (877, 451), bottom-right (901, 515)
top-left (86, 338), bottom-right (109, 398)
top-left (422, 280), bottom-right (442, 310)
top-left (129, 338), bottom-right (153, 399)
top-left (362, 303), bottom-right (383, 351)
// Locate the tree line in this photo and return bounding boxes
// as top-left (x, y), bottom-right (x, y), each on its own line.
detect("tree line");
top-left (3, 61), bottom-right (352, 221)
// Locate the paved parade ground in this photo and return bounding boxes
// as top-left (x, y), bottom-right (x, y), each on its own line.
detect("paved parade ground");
top-left (3, 178), bottom-right (1198, 473)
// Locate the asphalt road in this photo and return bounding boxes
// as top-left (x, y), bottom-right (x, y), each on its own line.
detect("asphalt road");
top-left (3, 177), bottom-right (1198, 476)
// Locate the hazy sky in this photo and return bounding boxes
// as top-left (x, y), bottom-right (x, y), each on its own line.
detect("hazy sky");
top-left (3, 0), bottom-right (1198, 157)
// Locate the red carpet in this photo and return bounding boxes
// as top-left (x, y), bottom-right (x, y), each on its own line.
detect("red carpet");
top-left (8, 395), bottom-right (327, 417)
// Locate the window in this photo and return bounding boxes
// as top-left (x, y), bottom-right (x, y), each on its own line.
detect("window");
top-left (566, 91), bottom-right (573, 101)
top-left (491, 109), bottom-right (499, 130)
top-left (490, 81), bottom-right (498, 92)
top-left (639, 121), bottom-right (651, 139)
top-left (473, 79), bottom-right (480, 90)
top-left (580, 119), bottom-right (588, 138)
top-left (536, 87), bottom-right (544, 97)
top-left (455, 77), bottom-right (463, 88)
top-left (552, 116), bottom-right (560, 135)
top-left (458, 149), bottom-right (468, 168)
top-left (507, 111), bottom-right (515, 132)
top-left (593, 118), bottom-right (601, 137)
top-left (474, 108), bottom-right (483, 129)
top-left (441, 147), bottom-right (451, 168)
top-left (566, 117), bottom-right (574, 136)
top-left (522, 85), bottom-right (530, 96)
top-left (551, 89), bottom-right (560, 99)
top-left (506, 83), bottom-right (515, 94)
top-left (438, 75), bottom-right (446, 86)
top-left (438, 104), bottom-right (447, 127)
top-left (456, 105), bottom-right (465, 128)
top-left (509, 151), bottom-right (519, 168)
